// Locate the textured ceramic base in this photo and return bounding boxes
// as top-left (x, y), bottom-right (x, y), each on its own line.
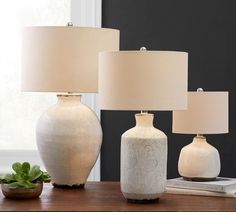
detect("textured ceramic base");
top-left (121, 114), bottom-right (167, 202)
top-left (53, 183), bottom-right (85, 189)
top-left (178, 136), bottom-right (220, 179)
top-left (37, 95), bottom-right (102, 186)
top-left (183, 176), bottom-right (216, 182)
top-left (127, 198), bottom-right (159, 204)
top-left (122, 191), bottom-right (162, 201)
top-left (1, 183), bottom-right (43, 199)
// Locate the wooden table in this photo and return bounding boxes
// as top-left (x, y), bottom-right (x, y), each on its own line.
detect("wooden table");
top-left (0, 182), bottom-right (236, 211)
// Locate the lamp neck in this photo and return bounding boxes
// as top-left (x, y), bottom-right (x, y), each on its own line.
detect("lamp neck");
top-left (196, 134), bottom-right (206, 139)
top-left (57, 94), bottom-right (82, 105)
top-left (193, 134), bottom-right (207, 143)
top-left (135, 113), bottom-right (154, 127)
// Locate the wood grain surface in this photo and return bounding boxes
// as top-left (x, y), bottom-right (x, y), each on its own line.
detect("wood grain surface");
top-left (0, 182), bottom-right (236, 211)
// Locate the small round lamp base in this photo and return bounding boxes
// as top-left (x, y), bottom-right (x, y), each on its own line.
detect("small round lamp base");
top-left (178, 136), bottom-right (221, 180)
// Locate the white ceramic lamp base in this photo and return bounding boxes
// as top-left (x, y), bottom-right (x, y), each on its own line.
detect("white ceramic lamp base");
top-left (178, 135), bottom-right (220, 181)
top-left (121, 113), bottom-right (167, 203)
top-left (36, 94), bottom-right (102, 188)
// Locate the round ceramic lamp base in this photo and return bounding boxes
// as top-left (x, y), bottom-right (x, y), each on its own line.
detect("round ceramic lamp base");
top-left (178, 135), bottom-right (220, 181)
top-left (36, 94), bottom-right (102, 187)
top-left (120, 113), bottom-right (167, 202)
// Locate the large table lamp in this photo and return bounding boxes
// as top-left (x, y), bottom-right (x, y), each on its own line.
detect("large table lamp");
top-left (173, 89), bottom-right (228, 181)
top-left (99, 48), bottom-right (188, 202)
top-left (21, 25), bottom-right (119, 187)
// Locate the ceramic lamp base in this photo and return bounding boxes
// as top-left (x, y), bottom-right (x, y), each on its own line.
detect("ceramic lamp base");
top-left (120, 113), bottom-right (167, 202)
top-left (178, 135), bottom-right (220, 180)
top-left (36, 94), bottom-right (102, 187)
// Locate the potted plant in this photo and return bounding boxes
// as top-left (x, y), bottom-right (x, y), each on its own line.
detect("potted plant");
top-left (0, 162), bottom-right (50, 199)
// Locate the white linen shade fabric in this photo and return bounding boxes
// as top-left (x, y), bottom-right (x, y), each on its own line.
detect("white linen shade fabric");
top-left (99, 51), bottom-right (188, 111)
top-left (22, 26), bottom-right (119, 93)
top-left (173, 92), bottom-right (228, 134)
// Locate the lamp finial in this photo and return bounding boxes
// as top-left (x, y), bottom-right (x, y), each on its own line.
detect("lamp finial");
top-left (67, 22), bottom-right (73, 27)
top-left (197, 88), bottom-right (204, 92)
top-left (140, 46), bottom-right (147, 51)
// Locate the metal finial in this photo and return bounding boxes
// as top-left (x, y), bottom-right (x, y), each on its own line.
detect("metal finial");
top-left (197, 88), bottom-right (204, 92)
top-left (140, 47), bottom-right (147, 51)
top-left (67, 22), bottom-right (73, 27)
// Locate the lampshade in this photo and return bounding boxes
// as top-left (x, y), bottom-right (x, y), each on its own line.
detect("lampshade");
top-left (99, 51), bottom-right (188, 110)
top-left (173, 91), bottom-right (229, 134)
top-left (21, 26), bottom-right (119, 93)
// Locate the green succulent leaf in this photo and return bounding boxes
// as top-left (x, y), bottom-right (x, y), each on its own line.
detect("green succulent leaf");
top-left (7, 181), bottom-right (36, 189)
top-left (22, 162), bottom-right (30, 174)
top-left (12, 162), bottom-right (22, 174)
top-left (2, 174), bottom-right (16, 183)
top-left (0, 174), bottom-right (15, 184)
top-left (38, 172), bottom-right (51, 182)
top-left (0, 176), bottom-right (5, 184)
top-left (29, 165), bottom-right (42, 181)
top-left (7, 182), bottom-right (25, 189)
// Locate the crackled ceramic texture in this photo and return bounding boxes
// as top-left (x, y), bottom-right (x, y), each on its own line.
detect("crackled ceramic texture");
top-left (178, 136), bottom-right (220, 179)
top-left (121, 113), bottom-right (167, 201)
top-left (36, 95), bottom-right (102, 186)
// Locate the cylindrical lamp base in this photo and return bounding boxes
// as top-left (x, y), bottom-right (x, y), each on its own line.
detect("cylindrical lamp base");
top-left (121, 113), bottom-right (167, 202)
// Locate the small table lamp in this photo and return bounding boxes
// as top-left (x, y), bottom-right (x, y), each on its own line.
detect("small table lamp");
top-left (21, 25), bottom-right (119, 187)
top-left (99, 48), bottom-right (188, 202)
top-left (173, 89), bottom-right (228, 181)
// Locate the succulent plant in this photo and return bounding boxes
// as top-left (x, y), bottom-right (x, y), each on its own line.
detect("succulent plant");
top-left (0, 162), bottom-right (50, 189)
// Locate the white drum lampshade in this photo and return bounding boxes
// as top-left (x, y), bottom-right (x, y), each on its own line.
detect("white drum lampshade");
top-left (173, 91), bottom-right (229, 180)
top-left (22, 26), bottom-right (119, 93)
top-left (99, 51), bottom-right (188, 111)
top-left (22, 26), bottom-right (119, 187)
top-left (99, 50), bottom-right (188, 202)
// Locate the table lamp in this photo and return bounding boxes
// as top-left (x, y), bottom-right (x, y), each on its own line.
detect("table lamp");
top-left (21, 25), bottom-right (119, 187)
top-left (172, 89), bottom-right (228, 181)
top-left (99, 48), bottom-right (188, 202)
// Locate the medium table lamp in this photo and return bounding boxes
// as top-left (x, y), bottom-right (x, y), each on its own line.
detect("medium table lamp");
top-left (99, 48), bottom-right (188, 202)
top-left (173, 89), bottom-right (228, 181)
top-left (21, 25), bottom-right (119, 187)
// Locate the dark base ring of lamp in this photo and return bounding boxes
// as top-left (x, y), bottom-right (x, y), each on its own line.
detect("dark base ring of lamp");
top-left (36, 94), bottom-right (102, 187)
top-left (52, 183), bottom-right (85, 189)
top-left (120, 113), bottom-right (167, 202)
top-left (178, 135), bottom-right (220, 181)
top-left (126, 198), bottom-right (159, 204)
top-left (183, 177), bottom-right (216, 182)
